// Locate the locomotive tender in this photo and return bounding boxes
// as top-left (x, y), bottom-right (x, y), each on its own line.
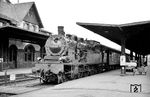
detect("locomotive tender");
top-left (32, 26), bottom-right (121, 84)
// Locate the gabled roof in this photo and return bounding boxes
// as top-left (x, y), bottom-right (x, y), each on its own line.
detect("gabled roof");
top-left (0, 13), bottom-right (17, 24)
top-left (0, 1), bottom-right (43, 28)
top-left (0, 1), bottom-right (18, 22)
top-left (14, 2), bottom-right (34, 22)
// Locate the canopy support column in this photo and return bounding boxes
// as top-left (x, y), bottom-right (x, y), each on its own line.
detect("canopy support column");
top-left (130, 51), bottom-right (133, 60)
top-left (120, 38), bottom-right (126, 75)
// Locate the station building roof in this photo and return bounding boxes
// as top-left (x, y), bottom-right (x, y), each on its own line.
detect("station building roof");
top-left (77, 21), bottom-right (150, 55)
top-left (0, 25), bottom-right (49, 45)
top-left (0, 0), bottom-right (43, 28)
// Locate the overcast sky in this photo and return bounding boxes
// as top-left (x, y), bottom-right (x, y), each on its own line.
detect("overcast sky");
top-left (10, 0), bottom-right (150, 52)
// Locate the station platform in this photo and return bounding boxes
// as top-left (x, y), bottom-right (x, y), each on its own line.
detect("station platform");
top-left (0, 68), bottom-right (32, 76)
top-left (0, 68), bottom-right (33, 85)
top-left (12, 66), bottom-right (150, 97)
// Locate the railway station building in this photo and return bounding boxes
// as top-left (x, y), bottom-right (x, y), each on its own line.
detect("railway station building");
top-left (0, 0), bottom-right (50, 71)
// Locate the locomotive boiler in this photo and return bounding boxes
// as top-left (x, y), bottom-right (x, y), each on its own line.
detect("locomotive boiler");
top-left (32, 26), bottom-right (120, 84)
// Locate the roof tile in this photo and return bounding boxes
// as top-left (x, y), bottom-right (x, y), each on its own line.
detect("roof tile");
top-left (0, 1), bottom-right (34, 23)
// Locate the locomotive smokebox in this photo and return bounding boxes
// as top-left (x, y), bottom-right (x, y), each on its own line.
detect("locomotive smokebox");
top-left (58, 26), bottom-right (65, 36)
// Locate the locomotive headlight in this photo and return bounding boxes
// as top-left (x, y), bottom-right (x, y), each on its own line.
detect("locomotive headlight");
top-left (37, 57), bottom-right (42, 61)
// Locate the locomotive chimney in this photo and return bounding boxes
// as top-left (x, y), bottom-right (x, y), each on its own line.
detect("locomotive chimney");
top-left (58, 26), bottom-right (65, 36)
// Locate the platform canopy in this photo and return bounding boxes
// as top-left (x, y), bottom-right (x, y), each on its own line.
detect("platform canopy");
top-left (77, 21), bottom-right (150, 55)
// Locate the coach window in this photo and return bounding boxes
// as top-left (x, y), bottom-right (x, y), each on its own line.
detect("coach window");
top-left (24, 45), bottom-right (35, 61)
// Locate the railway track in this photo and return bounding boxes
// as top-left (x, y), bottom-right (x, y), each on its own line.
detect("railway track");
top-left (0, 78), bottom-right (55, 97)
top-left (0, 73), bottom-right (37, 86)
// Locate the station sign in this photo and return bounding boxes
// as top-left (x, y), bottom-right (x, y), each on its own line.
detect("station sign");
top-left (10, 74), bottom-right (16, 81)
top-left (120, 55), bottom-right (126, 66)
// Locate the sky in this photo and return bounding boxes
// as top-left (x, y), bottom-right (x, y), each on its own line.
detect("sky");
top-left (10, 0), bottom-right (150, 52)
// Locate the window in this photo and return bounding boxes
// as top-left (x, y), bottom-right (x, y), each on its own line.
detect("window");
top-left (34, 25), bottom-right (39, 32)
top-left (27, 23), bottom-right (30, 30)
top-left (29, 23), bottom-right (34, 31)
top-left (23, 22), bottom-right (28, 29)
top-left (24, 45), bottom-right (35, 61)
top-left (33, 25), bottom-right (36, 32)
top-left (23, 22), bottom-right (30, 30)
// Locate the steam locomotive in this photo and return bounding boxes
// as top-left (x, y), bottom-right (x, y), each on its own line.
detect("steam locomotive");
top-left (32, 26), bottom-right (121, 84)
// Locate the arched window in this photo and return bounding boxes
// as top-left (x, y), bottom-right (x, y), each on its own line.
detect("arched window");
top-left (24, 45), bottom-right (35, 61)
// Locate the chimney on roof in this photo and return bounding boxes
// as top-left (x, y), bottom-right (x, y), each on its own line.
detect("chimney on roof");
top-left (58, 26), bottom-right (65, 36)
